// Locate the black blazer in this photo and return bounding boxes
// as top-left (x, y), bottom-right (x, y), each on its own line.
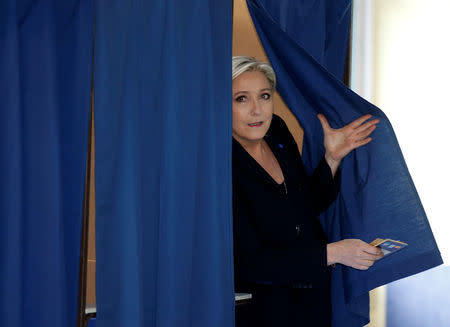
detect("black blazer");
top-left (233, 115), bottom-right (340, 327)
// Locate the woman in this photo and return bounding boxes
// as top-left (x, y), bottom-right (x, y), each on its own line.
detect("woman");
top-left (232, 56), bottom-right (383, 327)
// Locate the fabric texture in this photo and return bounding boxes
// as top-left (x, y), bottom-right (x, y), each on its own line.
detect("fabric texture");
top-left (94, 1), bottom-right (234, 327)
top-left (233, 115), bottom-right (340, 326)
top-left (0, 1), bottom-right (93, 326)
top-left (251, 0), bottom-right (352, 80)
top-left (246, 0), bottom-right (443, 326)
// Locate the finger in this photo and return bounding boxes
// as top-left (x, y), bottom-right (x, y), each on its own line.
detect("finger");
top-left (360, 252), bottom-right (381, 261)
top-left (356, 125), bottom-right (377, 139)
top-left (355, 119), bottom-right (379, 134)
top-left (359, 259), bottom-right (375, 267)
top-left (354, 264), bottom-right (370, 270)
top-left (354, 137), bottom-right (372, 148)
top-left (348, 114), bottom-right (373, 129)
top-left (362, 244), bottom-right (382, 255)
top-left (375, 252), bottom-right (384, 260)
top-left (355, 258), bottom-right (376, 267)
top-left (317, 113), bottom-right (331, 132)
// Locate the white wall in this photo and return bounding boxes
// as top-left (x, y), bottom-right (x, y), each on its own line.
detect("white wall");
top-left (373, 0), bottom-right (450, 264)
top-left (352, 2), bottom-right (450, 326)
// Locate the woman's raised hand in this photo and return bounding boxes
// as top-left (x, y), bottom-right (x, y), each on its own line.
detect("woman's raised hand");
top-left (317, 114), bottom-right (379, 173)
top-left (327, 239), bottom-right (384, 270)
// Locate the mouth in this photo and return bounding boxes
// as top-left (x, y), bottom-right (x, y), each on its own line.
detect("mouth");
top-left (248, 121), bottom-right (264, 127)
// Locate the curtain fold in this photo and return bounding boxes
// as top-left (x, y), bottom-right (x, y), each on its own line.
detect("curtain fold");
top-left (0, 1), bottom-right (93, 326)
top-left (247, 0), bottom-right (442, 325)
top-left (254, 0), bottom-right (352, 80)
top-left (94, 1), bottom-right (234, 326)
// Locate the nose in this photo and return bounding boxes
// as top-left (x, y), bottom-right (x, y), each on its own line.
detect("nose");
top-left (250, 97), bottom-right (262, 116)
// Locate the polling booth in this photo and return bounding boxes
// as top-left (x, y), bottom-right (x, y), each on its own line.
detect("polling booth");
top-left (0, 1), bottom-right (442, 327)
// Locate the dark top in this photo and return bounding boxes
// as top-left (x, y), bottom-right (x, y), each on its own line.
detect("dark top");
top-left (233, 115), bottom-right (341, 327)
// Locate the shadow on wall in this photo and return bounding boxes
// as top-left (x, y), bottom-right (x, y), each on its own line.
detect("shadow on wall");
top-left (387, 265), bottom-right (450, 327)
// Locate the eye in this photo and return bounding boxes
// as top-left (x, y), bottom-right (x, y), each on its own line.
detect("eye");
top-left (235, 95), bottom-right (246, 103)
top-left (261, 93), bottom-right (271, 100)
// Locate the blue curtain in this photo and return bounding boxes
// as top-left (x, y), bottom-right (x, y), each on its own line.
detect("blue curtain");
top-left (252, 0), bottom-right (351, 80)
top-left (247, 0), bottom-right (442, 326)
top-left (94, 1), bottom-right (234, 327)
top-left (0, 1), bottom-right (93, 326)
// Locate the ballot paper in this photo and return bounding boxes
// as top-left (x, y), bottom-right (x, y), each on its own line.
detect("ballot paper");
top-left (370, 238), bottom-right (408, 257)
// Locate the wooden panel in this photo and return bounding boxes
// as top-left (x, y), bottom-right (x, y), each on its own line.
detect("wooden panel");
top-left (86, 260), bottom-right (96, 306)
top-left (86, 109), bottom-right (96, 305)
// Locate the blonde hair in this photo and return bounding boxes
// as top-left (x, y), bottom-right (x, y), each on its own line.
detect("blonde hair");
top-left (232, 56), bottom-right (276, 91)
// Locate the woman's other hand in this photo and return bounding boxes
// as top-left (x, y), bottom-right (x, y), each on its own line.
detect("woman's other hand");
top-left (317, 114), bottom-right (379, 175)
top-left (326, 239), bottom-right (383, 270)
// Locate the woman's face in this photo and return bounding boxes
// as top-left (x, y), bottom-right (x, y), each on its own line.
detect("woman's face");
top-left (232, 71), bottom-right (274, 146)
